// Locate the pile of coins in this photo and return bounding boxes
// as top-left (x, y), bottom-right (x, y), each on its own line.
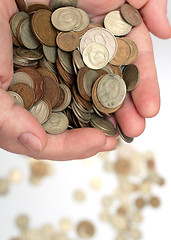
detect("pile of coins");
top-left (8, 0), bottom-right (142, 139)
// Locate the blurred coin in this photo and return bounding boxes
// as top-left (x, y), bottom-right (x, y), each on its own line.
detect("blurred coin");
top-left (43, 112), bottom-right (69, 134)
top-left (77, 220), bottom-right (95, 238)
top-left (73, 189), bottom-right (86, 202)
top-left (29, 99), bottom-right (51, 124)
top-left (104, 11), bottom-right (132, 36)
top-left (114, 159), bottom-right (131, 175)
top-left (149, 196), bottom-right (160, 208)
top-left (110, 215), bottom-right (128, 230)
top-left (15, 214), bottom-right (29, 230)
top-left (82, 42), bottom-right (109, 70)
top-left (9, 83), bottom-right (35, 109)
top-left (0, 178), bottom-right (9, 195)
top-left (121, 4), bottom-right (142, 26)
top-left (28, 3), bottom-right (52, 14)
top-left (135, 197), bottom-right (146, 209)
top-left (59, 218), bottom-right (73, 232)
top-left (129, 229), bottom-right (142, 240)
top-left (50, 0), bottom-right (77, 10)
top-left (7, 91), bottom-right (24, 107)
top-left (19, 18), bottom-right (40, 49)
top-left (56, 31), bottom-right (79, 52)
top-left (31, 161), bottom-right (48, 177)
top-left (32, 9), bottom-right (57, 46)
top-left (51, 7), bottom-right (82, 31)
top-left (9, 169), bottom-right (23, 183)
top-left (80, 27), bottom-right (117, 61)
top-left (90, 177), bottom-right (103, 190)
top-left (15, 0), bottom-right (28, 12)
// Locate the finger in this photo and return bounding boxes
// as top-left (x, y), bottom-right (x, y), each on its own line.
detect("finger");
top-left (115, 93), bottom-right (145, 137)
top-left (140, 0), bottom-right (171, 39)
top-left (127, 23), bottom-right (160, 118)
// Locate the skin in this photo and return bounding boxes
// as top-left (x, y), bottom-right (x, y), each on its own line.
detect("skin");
top-left (0, 0), bottom-right (170, 160)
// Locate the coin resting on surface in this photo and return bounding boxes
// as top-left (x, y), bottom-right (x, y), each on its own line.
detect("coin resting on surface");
top-left (77, 220), bottom-right (95, 238)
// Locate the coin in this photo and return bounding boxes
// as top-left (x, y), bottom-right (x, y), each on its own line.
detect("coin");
top-left (9, 83), bottom-right (35, 109)
top-left (59, 218), bottom-right (73, 232)
top-left (16, 67), bottom-right (44, 103)
top-left (72, 85), bottom-right (92, 110)
top-left (29, 99), bottom-right (51, 124)
top-left (16, 46), bottom-right (43, 60)
top-left (15, 0), bottom-right (28, 12)
top-left (50, 0), bottom-right (77, 10)
top-left (110, 38), bottom-right (131, 66)
top-left (28, 3), bottom-right (52, 14)
top-left (31, 161), bottom-right (48, 177)
top-left (37, 67), bottom-right (58, 83)
top-left (123, 37), bottom-right (139, 65)
top-left (9, 169), bottom-right (23, 183)
top-left (51, 7), bottom-right (82, 32)
top-left (7, 91), bottom-right (24, 107)
top-left (73, 50), bottom-right (85, 69)
top-left (19, 18), bottom-right (40, 49)
top-left (77, 220), bottom-right (95, 238)
top-left (123, 64), bottom-right (140, 91)
top-left (114, 159), bottom-right (131, 175)
top-left (10, 11), bottom-right (29, 38)
top-left (116, 122), bottom-right (134, 143)
top-left (32, 9), bottom-right (57, 46)
top-left (15, 215), bottom-right (29, 229)
top-left (0, 178), bottom-right (9, 195)
top-left (149, 196), bottom-right (160, 208)
top-left (97, 74), bottom-right (126, 109)
top-left (73, 189), bottom-right (86, 202)
top-left (80, 27), bottom-right (117, 61)
top-left (53, 84), bottom-right (71, 112)
top-left (135, 197), bottom-right (146, 208)
top-left (58, 48), bottom-right (75, 74)
top-left (82, 42), bottom-right (109, 70)
top-left (90, 113), bottom-right (117, 136)
top-left (42, 112), bottom-right (69, 134)
top-left (120, 4), bottom-right (142, 27)
top-left (56, 31), bottom-right (79, 52)
top-left (104, 11), bottom-right (132, 36)
top-left (43, 45), bottom-right (57, 64)
top-left (10, 72), bottom-right (34, 88)
top-left (74, 8), bottom-right (90, 32)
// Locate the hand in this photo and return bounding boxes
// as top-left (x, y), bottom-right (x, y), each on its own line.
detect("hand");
top-left (0, 0), bottom-right (170, 161)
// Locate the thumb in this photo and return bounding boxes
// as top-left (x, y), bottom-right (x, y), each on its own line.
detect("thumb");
top-left (140, 0), bottom-right (171, 39)
top-left (0, 89), bottom-right (47, 154)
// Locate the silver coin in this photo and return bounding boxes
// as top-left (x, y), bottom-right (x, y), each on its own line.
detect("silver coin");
top-left (82, 42), bottom-right (109, 70)
top-left (10, 72), bottom-right (34, 88)
top-left (74, 8), bottom-right (90, 32)
top-left (50, 0), bottom-right (77, 11)
top-left (51, 7), bottom-right (82, 31)
top-left (10, 11), bottom-right (29, 38)
top-left (19, 18), bottom-right (40, 49)
top-left (43, 45), bottom-right (57, 64)
top-left (83, 69), bottom-right (100, 97)
top-left (58, 48), bottom-right (75, 74)
top-left (16, 46), bottom-right (43, 60)
top-left (104, 11), bottom-right (132, 36)
top-left (97, 74), bottom-right (126, 109)
top-left (7, 91), bottom-right (24, 107)
top-left (43, 112), bottom-right (69, 135)
top-left (90, 114), bottom-right (117, 137)
top-left (73, 50), bottom-right (85, 70)
top-left (116, 122), bottom-right (134, 143)
top-left (80, 27), bottom-right (117, 61)
top-left (29, 99), bottom-right (51, 124)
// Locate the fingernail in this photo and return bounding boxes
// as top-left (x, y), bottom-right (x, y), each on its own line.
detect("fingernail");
top-left (18, 132), bottom-right (42, 153)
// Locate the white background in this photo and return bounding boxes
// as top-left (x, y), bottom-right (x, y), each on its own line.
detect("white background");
top-left (0, 4), bottom-right (171, 240)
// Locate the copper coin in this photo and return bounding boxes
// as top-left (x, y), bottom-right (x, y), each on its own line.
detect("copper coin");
top-left (42, 76), bottom-right (59, 108)
top-left (31, 9), bottom-right (57, 46)
top-left (9, 83), bottom-right (35, 109)
top-left (123, 37), bottom-right (139, 65)
top-left (56, 31), bottom-right (80, 52)
top-left (110, 38), bottom-right (131, 66)
top-left (28, 3), bottom-right (52, 14)
top-left (36, 68), bottom-right (58, 83)
top-left (77, 220), bottom-right (95, 238)
top-left (15, 0), bottom-right (28, 12)
top-left (135, 197), bottom-right (146, 209)
top-left (72, 85), bottom-right (92, 110)
top-left (149, 196), bottom-right (160, 208)
top-left (16, 67), bottom-right (44, 103)
top-left (120, 4), bottom-right (142, 27)
top-left (77, 67), bottom-right (91, 101)
top-left (123, 64), bottom-right (140, 91)
top-left (53, 85), bottom-right (65, 109)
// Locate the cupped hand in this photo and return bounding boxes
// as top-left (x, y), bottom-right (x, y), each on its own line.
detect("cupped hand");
top-left (0, 0), bottom-right (170, 160)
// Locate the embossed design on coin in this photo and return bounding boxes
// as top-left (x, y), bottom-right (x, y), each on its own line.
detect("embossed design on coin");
top-left (104, 11), bottom-right (132, 36)
top-left (97, 74), bottom-right (126, 109)
top-left (80, 27), bottom-right (117, 61)
top-left (10, 72), bottom-right (34, 88)
top-left (42, 112), bottom-right (69, 134)
top-left (7, 91), bottom-right (24, 107)
top-left (120, 3), bottom-right (142, 26)
top-left (82, 42), bottom-right (109, 70)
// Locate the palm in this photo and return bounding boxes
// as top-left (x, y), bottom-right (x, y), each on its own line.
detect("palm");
top-left (0, 0), bottom-right (170, 160)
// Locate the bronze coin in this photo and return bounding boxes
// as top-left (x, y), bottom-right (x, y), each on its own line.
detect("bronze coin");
top-left (72, 85), bottom-right (92, 110)
top-left (149, 196), bottom-right (160, 208)
top-left (120, 3), bottom-right (142, 27)
top-left (15, 0), bottom-right (28, 12)
top-left (42, 76), bottom-right (60, 108)
top-left (28, 3), bottom-right (52, 14)
top-left (53, 85), bottom-right (65, 109)
top-left (9, 83), bottom-right (35, 109)
top-left (123, 37), bottom-right (139, 65)
top-left (16, 68), bottom-right (44, 103)
top-left (123, 64), bottom-right (140, 91)
top-left (56, 31), bottom-right (80, 52)
top-left (110, 38), bottom-right (131, 66)
top-left (36, 67), bottom-right (58, 83)
top-left (135, 197), bottom-right (146, 209)
top-left (77, 67), bottom-right (91, 101)
top-left (31, 9), bottom-right (57, 46)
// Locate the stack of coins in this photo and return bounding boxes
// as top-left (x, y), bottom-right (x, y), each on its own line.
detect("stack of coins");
top-left (9, 0), bottom-right (142, 139)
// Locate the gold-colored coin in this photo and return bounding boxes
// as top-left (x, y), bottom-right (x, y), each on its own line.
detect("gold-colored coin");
top-left (56, 31), bottom-right (79, 52)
